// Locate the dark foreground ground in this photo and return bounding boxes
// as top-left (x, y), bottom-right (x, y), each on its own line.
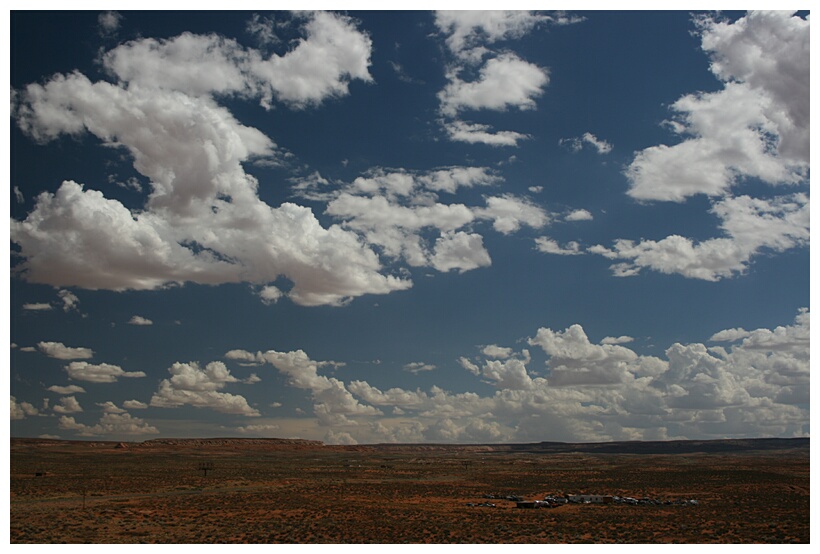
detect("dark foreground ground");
top-left (9, 437), bottom-right (809, 543)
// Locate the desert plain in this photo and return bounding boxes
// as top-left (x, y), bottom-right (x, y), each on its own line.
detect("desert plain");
top-left (9, 437), bottom-right (809, 544)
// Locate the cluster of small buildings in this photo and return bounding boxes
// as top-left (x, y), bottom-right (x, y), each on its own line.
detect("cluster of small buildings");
top-left (467, 493), bottom-right (699, 509)
top-left (516, 494), bottom-right (699, 509)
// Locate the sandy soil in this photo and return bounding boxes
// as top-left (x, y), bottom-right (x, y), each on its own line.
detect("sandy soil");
top-left (9, 438), bottom-right (809, 543)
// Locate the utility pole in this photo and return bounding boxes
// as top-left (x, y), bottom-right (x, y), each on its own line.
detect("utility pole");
top-left (198, 461), bottom-right (214, 477)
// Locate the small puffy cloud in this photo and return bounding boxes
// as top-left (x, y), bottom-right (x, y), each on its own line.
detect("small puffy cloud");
top-left (58, 289), bottom-right (80, 312)
top-left (480, 355), bottom-right (537, 390)
top-left (430, 231), bottom-right (492, 273)
top-left (458, 357), bottom-right (481, 376)
top-left (23, 303), bottom-right (52, 311)
top-left (98, 11), bottom-right (122, 35)
top-left (58, 413), bottom-right (159, 437)
top-left (258, 286), bottom-right (283, 305)
top-left (245, 13), bottom-right (280, 47)
top-left (710, 328), bottom-right (751, 342)
top-left (325, 430), bottom-right (358, 445)
top-left (404, 362), bottom-right (436, 374)
top-left (97, 401), bottom-right (126, 414)
top-left (565, 209), bottom-right (593, 222)
top-left (443, 120), bottom-right (530, 147)
top-left (53, 396), bottom-right (83, 414)
top-left (423, 417), bottom-right (505, 443)
top-left (150, 361), bottom-right (260, 416)
top-left (123, 400), bottom-right (148, 410)
top-left (38, 341), bottom-right (93, 360)
top-left (290, 171), bottom-right (334, 202)
top-left (14, 186), bottom-right (25, 203)
top-left (481, 345), bottom-right (512, 359)
top-left (48, 384), bottom-right (86, 395)
top-left (435, 11), bottom-right (571, 59)
top-left (418, 166), bottom-right (501, 194)
top-left (128, 315), bottom-right (153, 326)
top-left (438, 53), bottom-right (548, 117)
top-left (476, 194), bottom-right (549, 234)
top-left (11, 396), bottom-right (40, 419)
top-left (560, 132), bottom-right (612, 154)
top-left (65, 361), bottom-right (146, 383)
top-left (236, 423), bottom-right (281, 435)
top-left (601, 336), bottom-right (635, 345)
top-left (534, 237), bottom-right (582, 256)
top-left (225, 349), bottom-right (265, 365)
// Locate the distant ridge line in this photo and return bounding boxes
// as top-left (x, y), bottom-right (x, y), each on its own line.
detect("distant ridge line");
top-left (366, 437), bottom-right (809, 454)
top-left (10, 436), bottom-right (808, 454)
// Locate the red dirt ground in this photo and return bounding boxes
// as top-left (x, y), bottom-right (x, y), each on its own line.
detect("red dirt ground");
top-left (9, 438), bottom-right (809, 543)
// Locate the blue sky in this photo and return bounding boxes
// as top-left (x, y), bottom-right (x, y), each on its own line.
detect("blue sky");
top-left (8, 9), bottom-right (811, 444)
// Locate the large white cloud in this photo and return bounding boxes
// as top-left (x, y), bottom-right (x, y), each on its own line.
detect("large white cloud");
top-left (626, 11), bottom-right (809, 202)
top-left (13, 12), bottom-right (552, 304)
top-left (591, 193), bottom-right (809, 281)
top-left (12, 61), bottom-right (409, 306)
top-left (589, 12), bottom-right (810, 284)
top-left (102, 11), bottom-right (373, 109)
top-left (13, 181), bottom-right (238, 291)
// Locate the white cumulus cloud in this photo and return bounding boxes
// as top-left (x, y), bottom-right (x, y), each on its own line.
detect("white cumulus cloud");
top-left (38, 341), bottom-right (93, 360)
top-left (59, 412), bottom-right (159, 437)
top-left (11, 13), bottom-right (408, 308)
top-left (53, 396), bottom-right (83, 414)
top-left (65, 361), bottom-right (146, 383)
top-left (11, 397), bottom-right (40, 420)
top-left (48, 385), bottom-right (86, 395)
top-left (439, 53), bottom-right (548, 117)
top-left (150, 361), bottom-right (260, 416)
top-left (128, 315), bottom-right (153, 326)
top-left (626, 11), bottom-right (808, 202)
